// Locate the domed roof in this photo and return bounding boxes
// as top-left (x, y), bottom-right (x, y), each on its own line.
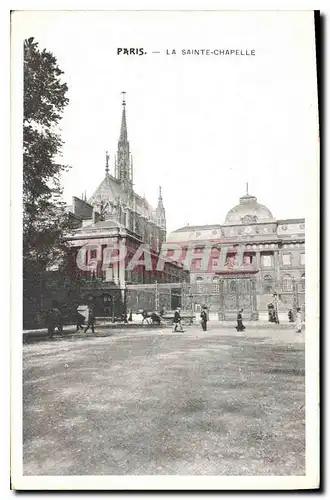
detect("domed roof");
top-left (224, 193), bottom-right (274, 225)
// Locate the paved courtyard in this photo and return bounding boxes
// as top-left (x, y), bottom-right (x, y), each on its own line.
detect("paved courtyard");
top-left (23, 325), bottom-right (305, 475)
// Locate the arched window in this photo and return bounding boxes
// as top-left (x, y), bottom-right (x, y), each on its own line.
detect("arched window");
top-left (196, 277), bottom-right (203, 293)
top-left (263, 275), bottom-right (273, 293)
top-left (213, 276), bottom-right (219, 293)
top-left (282, 274), bottom-right (293, 292)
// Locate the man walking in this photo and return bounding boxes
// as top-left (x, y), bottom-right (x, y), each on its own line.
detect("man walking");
top-left (236, 309), bottom-right (246, 332)
top-left (295, 307), bottom-right (303, 333)
top-left (76, 304), bottom-right (87, 332)
top-left (200, 306), bottom-right (208, 331)
top-left (173, 307), bottom-right (183, 332)
top-left (84, 302), bottom-right (96, 334)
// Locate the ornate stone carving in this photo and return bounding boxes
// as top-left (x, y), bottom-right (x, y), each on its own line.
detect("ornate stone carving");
top-left (241, 214), bottom-right (258, 224)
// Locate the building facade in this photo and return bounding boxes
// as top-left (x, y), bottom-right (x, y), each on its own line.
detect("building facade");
top-left (66, 95), bottom-right (188, 294)
top-left (167, 188), bottom-right (305, 320)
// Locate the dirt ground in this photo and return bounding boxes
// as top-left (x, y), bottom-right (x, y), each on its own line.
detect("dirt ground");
top-left (23, 325), bottom-right (305, 475)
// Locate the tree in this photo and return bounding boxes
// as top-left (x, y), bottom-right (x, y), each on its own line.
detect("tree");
top-left (23, 38), bottom-right (70, 326)
top-left (23, 37), bottom-right (70, 268)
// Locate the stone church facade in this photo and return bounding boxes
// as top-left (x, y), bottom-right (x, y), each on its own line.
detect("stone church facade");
top-left (66, 95), bottom-right (188, 290)
top-left (167, 189), bottom-right (305, 320)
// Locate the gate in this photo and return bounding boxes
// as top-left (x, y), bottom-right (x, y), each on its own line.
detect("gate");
top-left (170, 288), bottom-right (182, 310)
top-left (125, 283), bottom-right (193, 313)
top-left (218, 276), bottom-right (258, 320)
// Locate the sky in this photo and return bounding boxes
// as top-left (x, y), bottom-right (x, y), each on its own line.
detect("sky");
top-left (14, 10), bottom-right (319, 234)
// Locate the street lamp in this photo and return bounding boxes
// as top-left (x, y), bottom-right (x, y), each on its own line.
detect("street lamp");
top-left (292, 278), bottom-right (299, 312)
top-left (272, 292), bottom-right (280, 324)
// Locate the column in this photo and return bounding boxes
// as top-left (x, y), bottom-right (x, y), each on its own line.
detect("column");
top-left (155, 281), bottom-right (159, 311)
top-left (237, 244), bottom-right (245, 268)
top-left (255, 251), bottom-right (261, 294)
top-left (218, 279), bottom-right (225, 321)
top-left (274, 249), bottom-right (280, 283)
top-left (116, 238), bottom-right (126, 286)
top-left (256, 251), bottom-right (261, 269)
top-left (251, 278), bottom-right (259, 321)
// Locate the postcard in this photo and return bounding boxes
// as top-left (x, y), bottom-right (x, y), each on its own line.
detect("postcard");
top-left (11, 9), bottom-right (320, 490)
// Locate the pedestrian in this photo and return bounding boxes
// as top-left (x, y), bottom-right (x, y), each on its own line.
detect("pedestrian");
top-left (295, 307), bottom-right (303, 333)
top-left (288, 309), bottom-right (294, 323)
top-left (76, 305), bottom-right (86, 331)
top-left (200, 306), bottom-right (208, 331)
top-left (268, 304), bottom-right (274, 322)
top-left (84, 302), bottom-right (96, 334)
top-left (47, 301), bottom-right (63, 338)
top-left (122, 309), bottom-right (129, 324)
top-left (236, 309), bottom-right (246, 332)
top-left (173, 307), bottom-right (183, 332)
top-left (141, 310), bottom-right (150, 325)
top-left (128, 309), bottom-right (133, 322)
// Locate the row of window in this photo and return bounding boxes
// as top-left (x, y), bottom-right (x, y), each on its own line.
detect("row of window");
top-left (263, 274), bottom-right (305, 292)
top-left (196, 277), bottom-right (220, 293)
top-left (261, 253), bottom-right (305, 267)
top-left (194, 274), bottom-right (305, 294)
top-left (191, 253), bottom-right (305, 269)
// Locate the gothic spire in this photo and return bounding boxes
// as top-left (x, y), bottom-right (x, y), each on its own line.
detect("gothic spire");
top-left (105, 151), bottom-right (110, 176)
top-left (158, 186), bottom-right (164, 207)
top-left (119, 91), bottom-right (128, 142)
top-left (156, 185), bottom-right (166, 232)
top-left (116, 92), bottom-right (132, 188)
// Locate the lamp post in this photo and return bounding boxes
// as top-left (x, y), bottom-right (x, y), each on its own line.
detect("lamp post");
top-left (155, 280), bottom-right (159, 311)
top-left (273, 291), bottom-right (280, 324)
top-left (292, 278), bottom-right (299, 314)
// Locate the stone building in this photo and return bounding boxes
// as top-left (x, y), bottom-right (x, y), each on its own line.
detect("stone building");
top-left (66, 94), bottom-right (187, 292)
top-left (167, 187), bottom-right (305, 320)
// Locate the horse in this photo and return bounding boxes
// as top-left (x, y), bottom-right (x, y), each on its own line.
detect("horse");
top-left (139, 310), bottom-right (162, 325)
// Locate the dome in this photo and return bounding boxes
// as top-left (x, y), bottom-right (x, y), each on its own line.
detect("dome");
top-left (224, 193), bottom-right (274, 225)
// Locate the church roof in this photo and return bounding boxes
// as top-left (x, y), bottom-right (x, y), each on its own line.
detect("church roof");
top-left (88, 174), bottom-right (156, 220)
top-left (88, 175), bottom-right (123, 205)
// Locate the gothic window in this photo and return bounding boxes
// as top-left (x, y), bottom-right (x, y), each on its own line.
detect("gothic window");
top-left (282, 253), bottom-right (292, 266)
top-left (212, 277), bottom-right (220, 293)
top-left (263, 275), bottom-right (273, 293)
top-left (90, 250), bottom-right (97, 259)
top-left (300, 253), bottom-right (305, 266)
top-left (196, 277), bottom-right (203, 293)
top-left (282, 274), bottom-right (293, 292)
top-left (261, 254), bottom-right (272, 267)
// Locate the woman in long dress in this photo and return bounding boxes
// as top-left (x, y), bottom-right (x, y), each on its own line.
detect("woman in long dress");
top-left (295, 307), bottom-right (303, 333)
top-left (236, 309), bottom-right (246, 332)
